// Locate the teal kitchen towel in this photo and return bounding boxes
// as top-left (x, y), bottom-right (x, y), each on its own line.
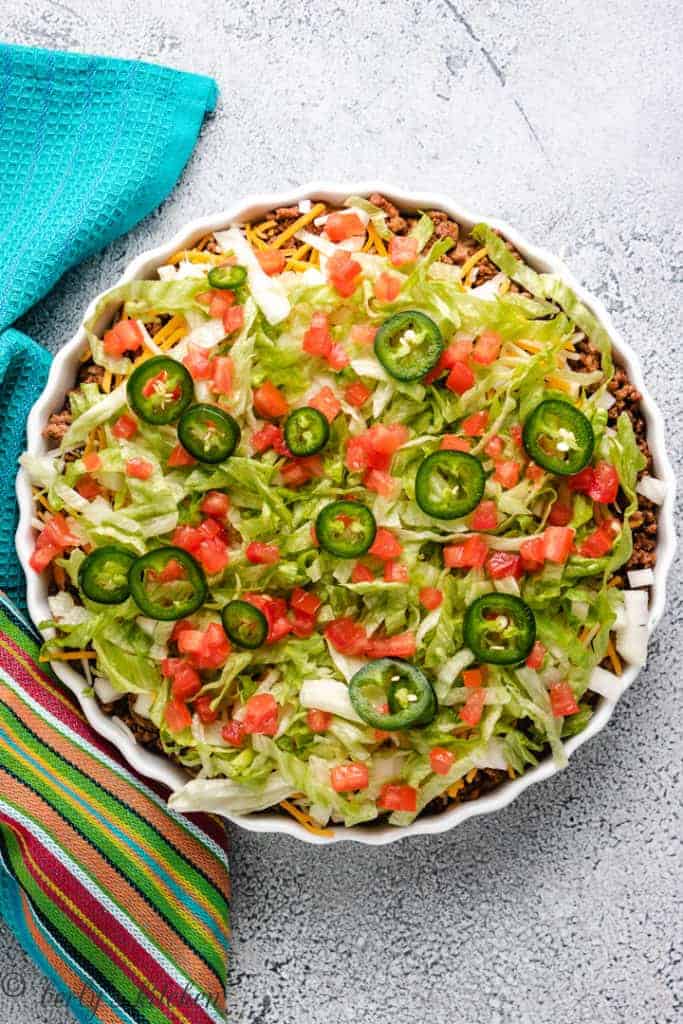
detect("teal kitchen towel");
top-left (0, 42), bottom-right (217, 608)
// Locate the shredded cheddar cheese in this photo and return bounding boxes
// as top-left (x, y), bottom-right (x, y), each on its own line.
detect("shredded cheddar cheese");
top-left (461, 247), bottom-right (488, 287)
top-left (40, 651), bottom-right (98, 662)
top-left (279, 800), bottom-right (333, 838)
top-left (154, 315), bottom-right (188, 350)
top-left (606, 637), bottom-right (622, 676)
top-left (102, 370), bottom-right (112, 394)
top-left (366, 221), bottom-right (387, 256)
top-left (447, 779), bottom-right (465, 798)
top-left (269, 203), bottom-right (327, 249)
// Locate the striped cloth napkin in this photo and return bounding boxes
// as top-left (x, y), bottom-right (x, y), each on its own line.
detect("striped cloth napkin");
top-left (0, 43), bottom-right (231, 1023)
top-left (0, 595), bottom-right (231, 1024)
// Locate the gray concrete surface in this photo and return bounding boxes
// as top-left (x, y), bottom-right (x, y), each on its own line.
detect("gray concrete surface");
top-left (1, 1), bottom-right (682, 1021)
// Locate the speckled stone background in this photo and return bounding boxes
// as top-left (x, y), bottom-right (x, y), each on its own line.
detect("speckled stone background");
top-left (1, 1), bottom-right (681, 1021)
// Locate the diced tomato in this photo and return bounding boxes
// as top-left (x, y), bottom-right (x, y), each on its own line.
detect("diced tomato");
top-left (76, 476), bottom-right (103, 500)
top-left (167, 443), bottom-right (197, 468)
top-left (365, 632), bottom-right (416, 659)
top-left (331, 763), bottom-right (369, 792)
top-left (589, 462), bottom-right (620, 504)
top-left (446, 361), bottom-right (475, 394)
top-left (325, 211), bottom-right (366, 242)
top-left (345, 380), bottom-right (371, 407)
top-left (519, 536), bottom-right (546, 572)
top-left (327, 250), bottom-right (362, 297)
top-left (351, 562), bottom-right (374, 583)
top-left (430, 747), bottom-right (455, 775)
top-left (510, 424), bottom-right (523, 447)
top-left (484, 435), bottom-right (504, 458)
top-left (459, 688), bottom-right (486, 726)
top-left (36, 513), bottom-right (79, 555)
top-left (308, 385), bottom-right (341, 422)
top-left (197, 537), bottom-right (230, 574)
top-left (325, 618), bottom-right (368, 656)
top-left (384, 561), bottom-right (409, 583)
top-left (485, 551), bottom-right (522, 580)
top-left (205, 290), bottom-right (235, 320)
top-left (194, 694), bottom-right (218, 725)
top-left (471, 500), bottom-right (497, 531)
top-left (374, 272), bottom-right (402, 302)
top-left (103, 318), bottom-right (144, 357)
top-left (440, 434), bottom-right (471, 452)
top-left (443, 339), bottom-right (474, 366)
top-left (578, 519), bottom-right (618, 558)
top-left (350, 323), bottom-right (377, 346)
top-left (246, 541), bottom-right (280, 564)
top-left (462, 668), bottom-right (483, 689)
top-left (223, 303), bottom-right (244, 335)
top-left (183, 344), bottom-right (212, 380)
top-left (493, 461), bottom-right (521, 489)
top-left (256, 248), bottom-right (286, 275)
top-left (525, 641), bottom-right (546, 670)
top-left (280, 455), bottom-right (323, 487)
top-left (461, 411), bottom-right (489, 437)
top-left (164, 699), bottom-right (191, 733)
top-left (112, 413), bottom-right (138, 440)
top-left (290, 588), bottom-right (321, 618)
top-left (327, 343), bottom-right (350, 370)
top-left (388, 235), bottom-right (419, 267)
top-left (369, 527), bottom-right (402, 560)
top-left (29, 542), bottom-right (60, 573)
top-left (251, 423), bottom-right (288, 455)
top-left (543, 525), bottom-right (575, 564)
top-left (377, 783), bottom-right (417, 812)
top-left (549, 681), bottom-right (580, 717)
top-left (345, 436), bottom-right (370, 472)
top-left (290, 610), bottom-right (316, 638)
top-left (242, 693), bottom-right (279, 735)
top-left (363, 470), bottom-right (398, 503)
top-left (126, 457), bottom-right (153, 480)
top-left (171, 662), bottom-right (202, 701)
top-left (303, 312), bottom-right (333, 358)
top-left (366, 423), bottom-right (409, 455)
top-left (221, 720), bottom-right (245, 747)
top-left (243, 594), bottom-right (292, 645)
top-left (526, 462), bottom-right (545, 482)
top-left (419, 587), bottom-right (443, 610)
top-left (82, 452), bottom-right (101, 473)
top-left (212, 356), bottom-right (234, 396)
top-left (253, 381), bottom-right (289, 419)
top-left (471, 330), bottom-right (501, 365)
top-left (570, 462), bottom-right (619, 503)
top-left (178, 621), bottom-right (231, 671)
top-left (152, 558), bottom-right (186, 583)
top-left (548, 500), bottom-right (572, 526)
top-left (443, 535), bottom-right (488, 569)
top-left (307, 709), bottom-right (332, 733)
top-left (200, 490), bottom-right (230, 519)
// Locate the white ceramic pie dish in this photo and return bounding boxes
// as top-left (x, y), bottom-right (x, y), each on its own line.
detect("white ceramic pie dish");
top-left (15, 183), bottom-right (676, 845)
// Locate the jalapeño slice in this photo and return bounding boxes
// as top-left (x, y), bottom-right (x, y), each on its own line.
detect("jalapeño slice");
top-left (177, 404), bottom-right (240, 464)
top-left (463, 593), bottom-right (535, 665)
top-left (522, 399), bottom-right (594, 476)
top-left (374, 310), bottom-right (444, 382)
top-left (127, 356), bottom-right (194, 425)
top-left (315, 500), bottom-right (377, 558)
top-left (349, 659), bottom-right (437, 730)
top-left (415, 451), bottom-right (485, 519)
top-left (221, 600), bottom-right (268, 649)
top-left (128, 546), bottom-right (207, 620)
top-left (208, 265), bottom-right (247, 289)
top-left (78, 546), bottom-right (135, 605)
top-left (284, 407), bottom-right (330, 456)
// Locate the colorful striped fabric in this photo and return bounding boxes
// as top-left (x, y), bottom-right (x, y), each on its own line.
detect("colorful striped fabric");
top-left (0, 598), bottom-right (231, 1024)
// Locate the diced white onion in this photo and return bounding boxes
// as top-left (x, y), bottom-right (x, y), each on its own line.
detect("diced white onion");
top-left (94, 676), bottom-right (120, 704)
top-left (132, 692), bottom-right (154, 719)
top-left (596, 390), bottom-right (616, 410)
top-left (588, 666), bottom-right (624, 702)
top-left (616, 625), bottom-right (649, 666)
top-left (299, 678), bottom-right (363, 723)
top-left (627, 568), bottom-right (655, 588)
top-left (636, 475), bottom-right (667, 505)
top-left (623, 589), bottom-right (649, 626)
